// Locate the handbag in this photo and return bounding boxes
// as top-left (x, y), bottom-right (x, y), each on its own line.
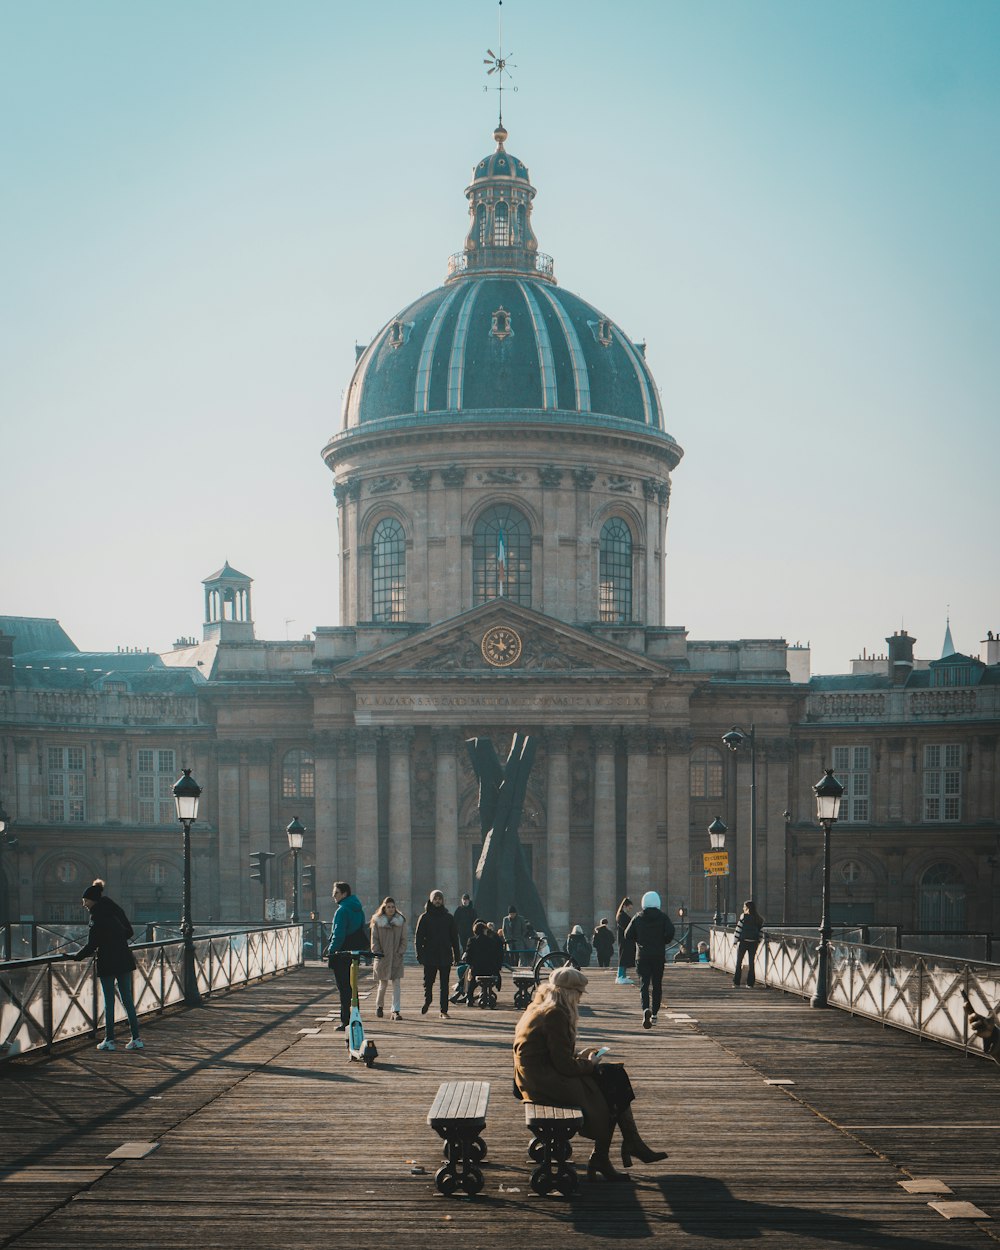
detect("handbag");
top-left (592, 1062), bottom-right (635, 1117)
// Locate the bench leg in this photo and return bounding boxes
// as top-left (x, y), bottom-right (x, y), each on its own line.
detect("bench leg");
top-left (432, 1125), bottom-right (486, 1196)
top-left (528, 1124), bottom-right (578, 1197)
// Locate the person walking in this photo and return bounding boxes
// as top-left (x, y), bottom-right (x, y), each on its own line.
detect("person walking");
top-left (592, 918), bottom-right (615, 968)
top-left (67, 881), bottom-right (142, 1051)
top-left (625, 891), bottom-right (675, 1028)
top-left (733, 899), bottom-right (764, 988)
top-left (501, 905), bottom-right (532, 966)
top-left (615, 898), bottom-right (636, 984)
top-left (326, 882), bottom-right (368, 1030)
top-left (414, 889), bottom-right (461, 1018)
top-left (370, 896), bottom-right (407, 1020)
top-left (454, 892), bottom-right (477, 950)
top-left (451, 892), bottom-right (478, 1001)
top-left (566, 924), bottom-right (593, 967)
top-left (513, 966), bottom-right (668, 1180)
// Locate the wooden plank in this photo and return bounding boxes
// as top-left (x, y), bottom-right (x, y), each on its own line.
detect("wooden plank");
top-left (0, 964), bottom-right (997, 1248)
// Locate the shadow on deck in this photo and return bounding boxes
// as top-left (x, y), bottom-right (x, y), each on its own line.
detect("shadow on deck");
top-left (1, 964), bottom-right (997, 1249)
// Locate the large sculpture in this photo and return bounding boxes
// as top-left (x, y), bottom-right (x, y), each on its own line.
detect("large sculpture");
top-left (466, 733), bottom-right (553, 946)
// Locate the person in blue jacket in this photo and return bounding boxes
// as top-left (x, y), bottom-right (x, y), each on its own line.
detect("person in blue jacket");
top-left (326, 882), bottom-right (367, 1030)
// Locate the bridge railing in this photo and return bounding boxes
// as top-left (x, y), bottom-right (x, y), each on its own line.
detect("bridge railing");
top-left (711, 926), bottom-right (1000, 1059)
top-left (0, 924), bottom-right (303, 1061)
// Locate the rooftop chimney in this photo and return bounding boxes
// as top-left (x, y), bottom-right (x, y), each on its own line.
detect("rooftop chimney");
top-left (983, 630), bottom-right (1000, 666)
top-left (886, 630), bottom-right (916, 686)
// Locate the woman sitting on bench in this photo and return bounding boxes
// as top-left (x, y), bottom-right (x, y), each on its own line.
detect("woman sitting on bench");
top-left (512, 966), bottom-right (667, 1181)
top-left (463, 920), bottom-right (505, 1004)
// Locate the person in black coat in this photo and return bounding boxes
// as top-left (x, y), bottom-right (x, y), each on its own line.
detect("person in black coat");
top-left (414, 889), bottom-right (461, 1018)
top-left (615, 898), bottom-right (636, 984)
top-left (732, 900), bottom-right (764, 988)
top-left (67, 880), bottom-right (142, 1051)
top-left (462, 920), bottom-right (505, 1004)
top-left (625, 891), bottom-right (675, 1029)
top-left (592, 918), bottom-right (615, 968)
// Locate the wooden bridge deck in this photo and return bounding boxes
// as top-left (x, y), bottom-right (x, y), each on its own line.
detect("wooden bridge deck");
top-left (1, 963), bottom-right (998, 1249)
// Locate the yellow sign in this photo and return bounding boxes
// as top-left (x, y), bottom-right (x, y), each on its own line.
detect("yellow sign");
top-left (703, 851), bottom-right (730, 877)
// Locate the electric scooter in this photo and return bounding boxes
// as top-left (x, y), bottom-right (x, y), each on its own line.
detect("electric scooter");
top-left (346, 951), bottom-right (378, 1068)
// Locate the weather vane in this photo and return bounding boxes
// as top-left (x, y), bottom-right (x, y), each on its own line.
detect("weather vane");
top-left (483, 0), bottom-right (517, 128)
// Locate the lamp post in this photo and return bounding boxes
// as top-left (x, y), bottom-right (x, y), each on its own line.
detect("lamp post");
top-left (172, 768), bottom-right (202, 1006)
top-left (722, 725), bottom-right (757, 902)
top-left (708, 816), bottom-right (728, 925)
top-left (286, 817), bottom-right (305, 925)
top-left (810, 768), bottom-right (844, 1009)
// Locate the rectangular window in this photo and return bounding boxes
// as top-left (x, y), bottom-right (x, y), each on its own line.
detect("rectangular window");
top-left (923, 743), bottom-right (962, 822)
top-left (832, 745), bottom-right (870, 823)
top-left (47, 747), bottom-right (86, 823)
top-left (136, 748), bottom-right (176, 824)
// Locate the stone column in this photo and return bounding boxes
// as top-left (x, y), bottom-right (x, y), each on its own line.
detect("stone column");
top-left (546, 728), bottom-right (572, 937)
top-left (387, 728), bottom-right (415, 922)
top-left (246, 743), bottom-right (272, 922)
top-left (664, 731), bottom-right (691, 918)
top-left (650, 731), bottom-right (668, 891)
top-left (313, 732), bottom-right (340, 907)
top-left (624, 728), bottom-right (652, 895)
top-left (763, 738), bottom-right (792, 923)
top-left (886, 737), bottom-right (905, 823)
top-left (353, 728), bottom-right (380, 910)
top-left (432, 729), bottom-right (459, 904)
top-left (102, 741), bottom-right (121, 823)
top-left (592, 729), bottom-right (618, 925)
top-left (216, 743), bottom-right (242, 922)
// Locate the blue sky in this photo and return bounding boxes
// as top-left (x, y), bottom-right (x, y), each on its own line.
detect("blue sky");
top-left (2, 0), bottom-right (998, 673)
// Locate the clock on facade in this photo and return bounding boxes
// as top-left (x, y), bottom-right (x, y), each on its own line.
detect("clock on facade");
top-left (481, 624), bottom-right (523, 667)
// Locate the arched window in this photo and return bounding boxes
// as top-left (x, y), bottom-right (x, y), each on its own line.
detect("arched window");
top-left (476, 203), bottom-right (488, 246)
top-left (690, 747), bottom-right (724, 800)
top-left (282, 750), bottom-right (315, 800)
top-left (918, 862), bottom-right (966, 931)
top-left (493, 202), bottom-right (509, 247)
top-left (599, 517), bottom-right (633, 622)
top-left (372, 517), bottom-right (406, 622)
top-left (473, 504), bottom-right (531, 606)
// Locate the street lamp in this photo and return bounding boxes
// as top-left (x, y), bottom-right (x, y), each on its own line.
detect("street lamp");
top-left (286, 817), bottom-right (305, 925)
top-left (708, 816), bottom-right (728, 925)
top-left (722, 725), bottom-right (757, 901)
top-left (810, 768), bottom-right (844, 1009)
top-left (172, 768), bottom-right (203, 1006)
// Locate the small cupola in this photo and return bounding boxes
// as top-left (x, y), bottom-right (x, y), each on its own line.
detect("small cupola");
top-left (448, 126), bottom-right (554, 283)
top-left (202, 561), bottom-right (255, 643)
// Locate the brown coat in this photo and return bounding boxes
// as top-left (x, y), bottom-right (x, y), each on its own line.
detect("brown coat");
top-left (512, 1001), bottom-right (611, 1146)
top-left (370, 913), bottom-right (407, 982)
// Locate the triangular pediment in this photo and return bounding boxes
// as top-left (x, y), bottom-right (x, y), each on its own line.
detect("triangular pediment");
top-left (333, 601), bottom-right (667, 679)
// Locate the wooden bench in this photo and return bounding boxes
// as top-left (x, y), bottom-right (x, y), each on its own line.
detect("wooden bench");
top-left (522, 1102), bottom-right (583, 1196)
top-left (512, 972), bottom-right (536, 1009)
top-left (474, 975), bottom-right (498, 1009)
top-left (427, 1080), bottom-right (489, 1196)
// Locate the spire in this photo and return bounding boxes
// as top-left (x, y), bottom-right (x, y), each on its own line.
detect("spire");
top-left (941, 615), bottom-right (956, 658)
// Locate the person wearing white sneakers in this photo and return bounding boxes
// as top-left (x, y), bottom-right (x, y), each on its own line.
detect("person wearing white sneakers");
top-left (66, 881), bottom-right (143, 1051)
top-left (615, 898), bottom-right (636, 984)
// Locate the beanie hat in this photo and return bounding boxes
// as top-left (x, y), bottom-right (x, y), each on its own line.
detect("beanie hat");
top-left (641, 890), bottom-right (661, 909)
top-left (548, 965), bottom-right (588, 992)
top-left (82, 884), bottom-right (102, 901)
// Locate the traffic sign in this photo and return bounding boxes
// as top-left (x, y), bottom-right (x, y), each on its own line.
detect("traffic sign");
top-left (703, 851), bottom-right (730, 877)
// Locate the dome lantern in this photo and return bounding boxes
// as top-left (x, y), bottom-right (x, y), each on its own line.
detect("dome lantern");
top-left (447, 126), bottom-right (554, 283)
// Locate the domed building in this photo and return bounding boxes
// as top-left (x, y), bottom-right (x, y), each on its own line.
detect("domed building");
top-left (323, 124), bottom-right (681, 633)
top-left (2, 125), bottom-right (997, 951)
